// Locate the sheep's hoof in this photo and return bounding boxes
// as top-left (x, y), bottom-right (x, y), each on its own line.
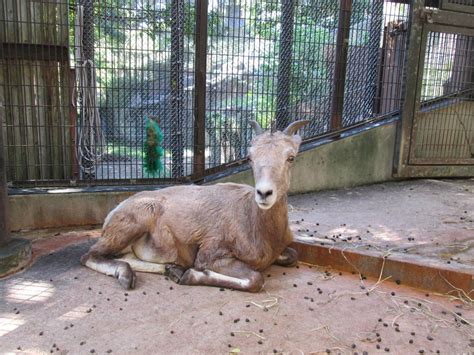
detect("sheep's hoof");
top-left (165, 264), bottom-right (186, 284)
top-left (116, 263), bottom-right (137, 290)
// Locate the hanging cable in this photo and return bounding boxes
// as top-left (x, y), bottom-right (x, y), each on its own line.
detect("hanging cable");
top-left (74, 4), bottom-right (105, 179)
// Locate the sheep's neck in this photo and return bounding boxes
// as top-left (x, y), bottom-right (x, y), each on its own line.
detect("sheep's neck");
top-left (254, 194), bottom-right (289, 240)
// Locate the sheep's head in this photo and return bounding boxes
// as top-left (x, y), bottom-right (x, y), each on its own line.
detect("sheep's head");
top-left (248, 120), bottom-right (310, 210)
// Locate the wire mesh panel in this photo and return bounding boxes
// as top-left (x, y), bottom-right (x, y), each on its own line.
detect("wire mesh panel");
top-left (205, 0), bottom-right (281, 168)
top-left (375, 3), bottom-right (410, 115)
top-left (84, 0), bottom-right (195, 182)
top-left (411, 30), bottom-right (474, 163)
top-left (343, 1), bottom-right (410, 126)
top-left (204, 0), bottom-right (410, 169)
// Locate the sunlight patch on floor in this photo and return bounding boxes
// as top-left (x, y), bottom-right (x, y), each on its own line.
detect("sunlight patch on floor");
top-left (0, 313), bottom-right (26, 337)
top-left (58, 304), bottom-right (92, 321)
top-left (5, 279), bottom-right (55, 304)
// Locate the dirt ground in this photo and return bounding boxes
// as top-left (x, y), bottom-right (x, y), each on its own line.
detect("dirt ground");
top-left (0, 179), bottom-right (473, 354)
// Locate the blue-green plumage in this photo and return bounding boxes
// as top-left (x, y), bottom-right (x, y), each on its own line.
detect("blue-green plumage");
top-left (143, 117), bottom-right (164, 176)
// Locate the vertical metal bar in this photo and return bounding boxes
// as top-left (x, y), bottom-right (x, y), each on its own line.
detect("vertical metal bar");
top-left (368, 0), bottom-right (384, 116)
top-left (330, 0), bottom-right (352, 132)
top-left (171, 0), bottom-right (185, 178)
top-left (0, 81), bottom-right (11, 247)
top-left (276, 0), bottom-right (295, 131)
top-left (193, 0), bottom-right (208, 178)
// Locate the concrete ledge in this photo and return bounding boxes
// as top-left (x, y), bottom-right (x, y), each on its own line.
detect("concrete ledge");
top-left (0, 238), bottom-right (32, 277)
top-left (9, 191), bottom-right (135, 231)
top-left (292, 241), bottom-right (474, 294)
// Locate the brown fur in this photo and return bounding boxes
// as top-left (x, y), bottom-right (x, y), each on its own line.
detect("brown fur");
top-left (81, 123), bottom-right (309, 292)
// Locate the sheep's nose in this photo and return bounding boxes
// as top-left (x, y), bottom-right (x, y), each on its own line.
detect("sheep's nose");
top-left (257, 189), bottom-right (273, 199)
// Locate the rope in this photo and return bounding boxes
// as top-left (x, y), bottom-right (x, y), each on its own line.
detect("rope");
top-left (74, 4), bottom-right (104, 178)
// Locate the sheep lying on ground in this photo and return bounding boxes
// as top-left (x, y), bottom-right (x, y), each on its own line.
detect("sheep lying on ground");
top-left (81, 120), bottom-right (309, 291)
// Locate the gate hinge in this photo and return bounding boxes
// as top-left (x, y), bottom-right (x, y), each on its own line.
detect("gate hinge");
top-left (417, 8), bottom-right (438, 24)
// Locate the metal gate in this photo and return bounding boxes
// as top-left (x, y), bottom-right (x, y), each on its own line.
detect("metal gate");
top-left (395, 0), bottom-right (474, 177)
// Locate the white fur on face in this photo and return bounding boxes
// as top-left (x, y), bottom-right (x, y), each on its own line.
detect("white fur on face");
top-left (254, 177), bottom-right (277, 209)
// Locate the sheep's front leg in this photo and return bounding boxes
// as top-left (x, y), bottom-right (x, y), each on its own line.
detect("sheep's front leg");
top-left (273, 247), bottom-right (298, 267)
top-left (178, 258), bottom-right (264, 293)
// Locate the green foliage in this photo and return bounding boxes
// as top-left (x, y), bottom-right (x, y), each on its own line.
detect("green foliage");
top-left (107, 144), bottom-right (144, 159)
top-left (143, 117), bottom-right (164, 176)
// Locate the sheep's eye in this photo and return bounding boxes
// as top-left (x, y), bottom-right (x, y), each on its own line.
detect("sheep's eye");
top-left (287, 156), bottom-right (295, 163)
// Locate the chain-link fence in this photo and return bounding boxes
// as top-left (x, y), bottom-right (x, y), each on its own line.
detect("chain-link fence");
top-left (1, 0), bottom-right (411, 186)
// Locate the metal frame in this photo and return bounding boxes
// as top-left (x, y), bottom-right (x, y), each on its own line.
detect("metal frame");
top-left (394, 2), bottom-right (474, 177)
top-left (440, 0), bottom-right (474, 14)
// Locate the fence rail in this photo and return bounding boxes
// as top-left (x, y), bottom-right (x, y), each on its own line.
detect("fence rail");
top-left (1, 0), bottom-right (411, 186)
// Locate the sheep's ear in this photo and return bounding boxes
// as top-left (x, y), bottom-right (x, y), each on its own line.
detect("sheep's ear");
top-left (292, 134), bottom-right (302, 148)
top-left (283, 120), bottom-right (310, 135)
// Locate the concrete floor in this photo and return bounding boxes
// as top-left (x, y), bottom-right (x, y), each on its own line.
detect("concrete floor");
top-left (1, 179), bottom-right (473, 354)
top-left (290, 179), bottom-right (474, 267)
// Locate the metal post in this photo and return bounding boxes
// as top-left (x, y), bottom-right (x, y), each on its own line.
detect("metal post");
top-left (171, 0), bottom-right (185, 178)
top-left (0, 82), bottom-right (11, 247)
top-left (276, 0), bottom-right (295, 131)
top-left (193, 0), bottom-right (208, 178)
top-left (330, 0), bottom-right (352, 132)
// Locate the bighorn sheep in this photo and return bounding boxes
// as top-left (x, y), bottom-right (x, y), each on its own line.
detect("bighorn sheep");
top-left (81, 120), bottom-right (310, 292)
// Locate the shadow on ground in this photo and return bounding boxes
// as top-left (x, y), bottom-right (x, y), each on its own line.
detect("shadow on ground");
top-left (1, 238), bottom-right (472, 354)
